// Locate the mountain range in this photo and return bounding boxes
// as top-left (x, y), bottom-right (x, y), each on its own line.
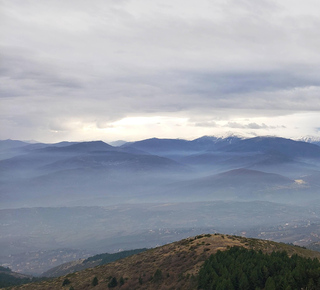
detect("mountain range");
top-left (1, 135), bottom-right (320, 278)
top-left (1, 135), bottom-right (320, 208)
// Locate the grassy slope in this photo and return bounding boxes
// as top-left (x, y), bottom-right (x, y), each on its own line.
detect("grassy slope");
top-left (42, 249), bottom-right (147, 278)
top-left (5, 234), bottom-right (320, 290)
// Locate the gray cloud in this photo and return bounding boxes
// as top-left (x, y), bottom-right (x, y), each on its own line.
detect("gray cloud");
top-left (1, 0), bottom-right (320, 141)
top-left (225, 122), bottom-right (286, 130)
top-left (194, 121), bottom-right (218, 128)
top-left (0, 47), bottom-right (83, 98)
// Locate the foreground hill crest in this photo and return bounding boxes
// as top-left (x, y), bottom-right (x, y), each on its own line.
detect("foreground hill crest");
top-left (8, 234), bottom-right (320, 290)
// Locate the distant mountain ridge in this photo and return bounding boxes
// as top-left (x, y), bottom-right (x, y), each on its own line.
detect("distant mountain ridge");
top-left (2, 135), bottom-right (319, 156)
top-left (0, 140), bottom-right (30, 151)
top-left (120, 135), bottom-right (243, 154)
top-left (221, 136), bottom-right (320, 158)
top-left (299, 135), bottom-right (320, 145)
top-left (161, 168), bottom-right (297, 203)
top-left (37, 141), bottom-right (115, 153)
top-left (1, 136), bottom-right (320, 208)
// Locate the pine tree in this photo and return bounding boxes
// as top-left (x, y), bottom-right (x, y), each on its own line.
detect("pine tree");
top-left (108, 277), bottom-right (118, 288)
top-left (265, 277), bottom-right (276, 290)
top-left (92, 276), bottom-right (98, 286)
top-left (119, 276), bottom-right (125, 286)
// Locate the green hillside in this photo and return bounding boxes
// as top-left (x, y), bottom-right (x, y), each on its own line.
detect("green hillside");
top-left (0, 267), bottom-right (37, 288)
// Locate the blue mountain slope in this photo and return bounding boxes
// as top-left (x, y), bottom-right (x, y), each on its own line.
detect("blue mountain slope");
top-left (37, 141), bottom-right (115, 153)
top-left (222, 137), bottom-right (320, 158)
top-left (121, 138), bottom-right (193, 153)
top-left (0, 140), bottom-right (29, 151)
top-left (156, 168), bottom-right (305, 203)
top-left (121, 136), bottom-right (243, 155)
top-left (174, 168), bottom-right (293, 189)
top-left (0, 140), bottom-right (187, 175)
top-left (40, 151), bottom-right (187, 173)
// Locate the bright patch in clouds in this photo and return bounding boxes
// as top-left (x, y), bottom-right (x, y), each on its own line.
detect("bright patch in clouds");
top-left (104, 116), bottom-right (190, 141)
top-left (71, 112), bottom-right (320, 143)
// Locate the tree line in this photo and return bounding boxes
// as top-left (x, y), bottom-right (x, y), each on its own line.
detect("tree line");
top-left (198, 246), bottom-right (320, 290)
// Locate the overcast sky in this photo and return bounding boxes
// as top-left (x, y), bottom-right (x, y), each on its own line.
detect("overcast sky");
top-left (1, 0), bottom-right (320, 143)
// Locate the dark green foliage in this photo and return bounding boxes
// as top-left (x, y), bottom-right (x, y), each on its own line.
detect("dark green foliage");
top-left (0, 272), bottom-right (32, 288)
top-left (0, 266), bottom-right (46, 288)
top-left (84, 248), bottom-right (147, 265)
top-left (139, 275), bottom-right (143, 285)
top-left (119, 276), bottom-right (125, 286)
top-left (92, 276), bottom-right (98, 286)
top-left (0, 266), bottom-right (11, 272)
top-left (108, 277), bottom-right (118, 288)
top-left (153, 269), bottom-right (163, 283)
top-left (265, 276), bottom-right (276, 290)
top-left (62, 278), bottom-right (71, 286)
top-left (198, 247), bottom-right (320, 290)
top-left (195, 235), bottom-right (204, 239)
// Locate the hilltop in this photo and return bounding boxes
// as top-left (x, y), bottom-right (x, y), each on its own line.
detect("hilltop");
top-left (6, 234), bottom-right (320, 290)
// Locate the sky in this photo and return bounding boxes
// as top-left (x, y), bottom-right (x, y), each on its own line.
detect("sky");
top-left (1, 0), bottom-right (320, 143)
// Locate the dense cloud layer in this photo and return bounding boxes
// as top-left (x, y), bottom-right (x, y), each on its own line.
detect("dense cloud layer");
top-left (1, 0), bottom-right (320, 142)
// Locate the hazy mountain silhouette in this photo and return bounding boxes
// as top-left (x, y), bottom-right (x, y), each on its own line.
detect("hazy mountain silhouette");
top-left (221, 136), bottom-right (320, 158)
top-left (121, 137), bottom-right (194, 154)
top-left (1, 136), bottom-right (320, 208)
top-left (121, 135), bottom-right (243, 156)
top-left (37, 141), bottom-right (115, 153)
top-left (160, 168), bottom-right (297, 202)
top-left (0, 139), bottom-right (29, 151)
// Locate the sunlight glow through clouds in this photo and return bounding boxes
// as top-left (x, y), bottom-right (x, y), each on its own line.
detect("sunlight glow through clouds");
top-left (78, 112), bottom-right (320, 142)
top-left (102, 116), bottom-right (190, 141)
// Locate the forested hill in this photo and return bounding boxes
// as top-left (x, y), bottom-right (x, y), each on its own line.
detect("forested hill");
top-left (0, 266), bottom-right (36, 288)
top-left (198, 247), bottom-right (320, 289)
top-left (5, 234), bottom-right (320, 290)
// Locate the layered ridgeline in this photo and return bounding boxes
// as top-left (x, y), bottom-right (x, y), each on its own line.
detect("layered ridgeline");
top-left (1, 136), bottom-right (320, 208)
top-left (6, 234), bottom-right (320, 290)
